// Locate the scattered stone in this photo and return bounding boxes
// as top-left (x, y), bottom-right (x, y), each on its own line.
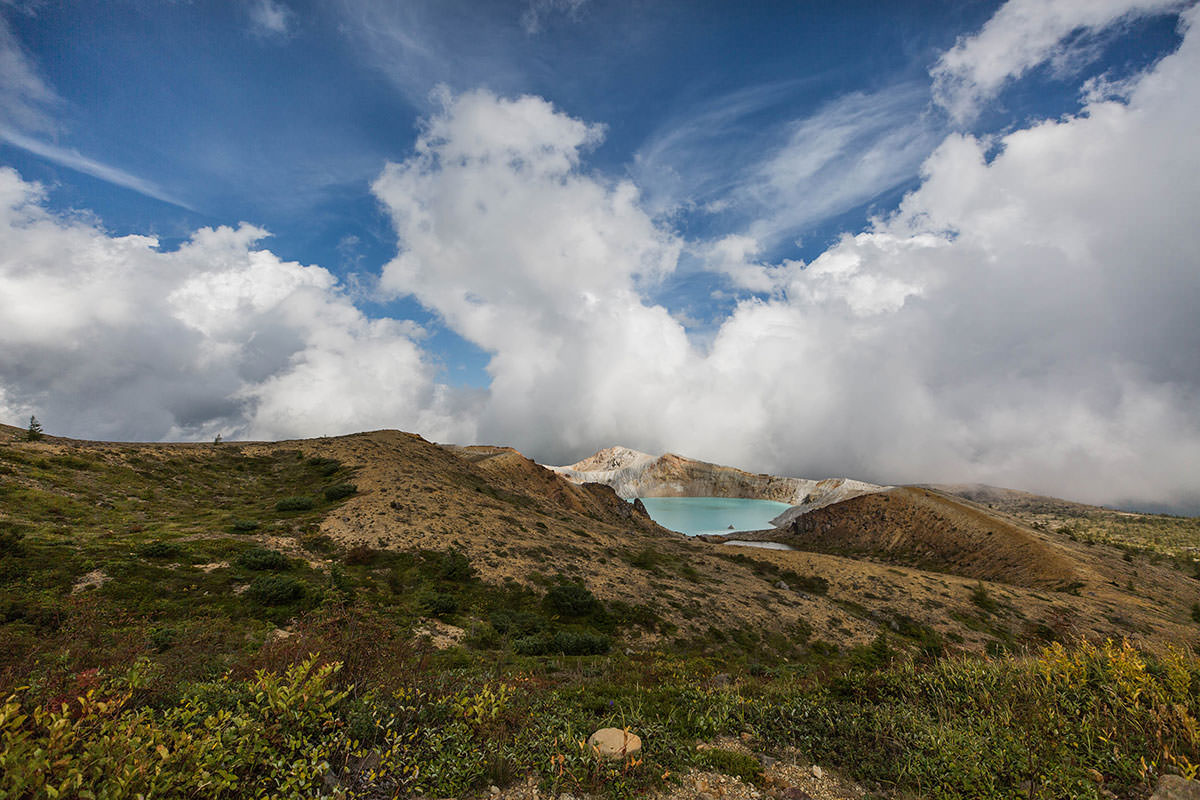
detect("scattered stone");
top-left (811, 765), bottom-right (824, 780)
top-left (1151, 775), bottom-right (1200, 800)
top-left (489, 786), bottom-right (500, 796)
top-left (266, 627), bottom-right (294, 643)
top-left (778, 790), bottom-right (814, 800)
top-left (413, 617), bottom-right (466, 649)
top-left (71, 569), bottom-right (109, 594)
top-left (587, 727), bottom-right (642, 760)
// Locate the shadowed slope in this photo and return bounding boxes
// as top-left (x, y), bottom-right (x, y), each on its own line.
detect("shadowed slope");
top-left (765, 487), bottom-right (1081, 588)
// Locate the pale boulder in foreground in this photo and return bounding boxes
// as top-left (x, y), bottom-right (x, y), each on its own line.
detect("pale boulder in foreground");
top-left (587, 728), bottom-right (643, 760)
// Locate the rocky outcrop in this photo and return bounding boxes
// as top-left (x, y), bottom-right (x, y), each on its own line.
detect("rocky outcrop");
top-left (548, 446), bottom-right (884, 513)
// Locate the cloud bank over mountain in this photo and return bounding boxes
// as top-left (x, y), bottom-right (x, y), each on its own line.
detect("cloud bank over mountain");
top-left (1, 1), bottom-right (1198, 512)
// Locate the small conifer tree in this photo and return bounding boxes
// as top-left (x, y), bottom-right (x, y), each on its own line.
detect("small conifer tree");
top-left (25, 415), bottom-right (44, 441)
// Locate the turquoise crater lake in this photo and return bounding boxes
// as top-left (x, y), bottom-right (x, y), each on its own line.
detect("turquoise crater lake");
top-left (636, 497), bottom-right (793, 536)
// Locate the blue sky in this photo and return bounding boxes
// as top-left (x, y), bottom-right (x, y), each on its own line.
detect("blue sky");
top-left (2, 0), bottom-right (1199, 511)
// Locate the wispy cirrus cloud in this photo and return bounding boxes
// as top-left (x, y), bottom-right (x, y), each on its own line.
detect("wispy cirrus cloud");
top-left (0, 126), bottom-right (192, 209)
top-left (0, 11), bottom-right (189, 208)
top-left (248, 0), bottom-right (295, 40)
top-left (634, 78), bottom-right (941, 282)
top-left (0, 11), bottom-right (57, 133)
top-left (334, 0), bottom-right (526, 107)
top-left (520, 0), bottom-right (588, 35)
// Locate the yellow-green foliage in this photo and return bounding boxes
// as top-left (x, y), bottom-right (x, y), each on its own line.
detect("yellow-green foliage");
top-left (0, 656), bottom-right (350, 799)
top-left (0, 656), bottom-right (522, 800)
top-left (1, 641), bottom-right (1197, 800)
top-left (765, 639), bottom-right (1200, 799)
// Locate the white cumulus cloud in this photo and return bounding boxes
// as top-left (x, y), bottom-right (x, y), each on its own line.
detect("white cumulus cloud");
top-left (370, 7), bottom-right (1200, 510)
top-left (932, 0), bottom-right (1186, 123)
top-left (0, 167), bottom-right (474, 443)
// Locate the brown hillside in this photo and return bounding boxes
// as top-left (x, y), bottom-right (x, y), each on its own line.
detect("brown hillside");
top-left (770, 487), bottom-right (1080, 588)
top-left (3, 426), bottom-right (1196, 656)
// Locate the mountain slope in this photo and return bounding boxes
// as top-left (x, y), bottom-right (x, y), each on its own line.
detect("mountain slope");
top-left (738, 486), bottom-right (1081, 588)
top-left (2, 426), bottom-right (1196, 667)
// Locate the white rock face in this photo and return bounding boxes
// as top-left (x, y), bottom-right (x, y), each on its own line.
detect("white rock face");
top-left (548, 446), bottom-right (886, 520)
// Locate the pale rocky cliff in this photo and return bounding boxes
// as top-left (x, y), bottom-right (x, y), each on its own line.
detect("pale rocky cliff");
top-left (548, 446), bottom-right (885, 517)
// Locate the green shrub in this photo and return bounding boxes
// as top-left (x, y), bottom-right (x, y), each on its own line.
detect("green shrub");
top-left (275, 496), bottom-right (315, 512)
top-left (247, 574), bottom-right (306, 605)
top-left (138, 541), bottom-right (183, 559)
top-left (323, 483), bottom-right (357, 501)
top-left (306, 456), bottom-right (341, 476)
top-left (695, 748), bottom-right (764, 786)
top-left (970, 582), bottom-right (999, 615)
top-left (235, 547), bottom-right (290, 571)
top-left (607, 600), bottom-right (660, 631)
top-left (300, 533), bottom-right (336, 554)
top-left (48, 454), bottom-right (94, 470)
top-left (149, 626), bottom-right (177, 652)
top-left (343, 545), bottom-right (380, 566)
top-left (544, 583), bottom-right (599, 618)
top-left (489, 610), bottom-right (546, 637)
top-left (783, 573), bottom-right (829, 595)
top-left (438, 550), bottom-right (475, 582)
top-left (629, 547), bottom-right (661, 571)
top-left (0, 522), bottom-right (27, 557)
top-left (229, 518), bottom-right (260, 533)
top-left (512, 629), bottom-right (609, 656)
top-left (424, 592), bottom-right (459, 618)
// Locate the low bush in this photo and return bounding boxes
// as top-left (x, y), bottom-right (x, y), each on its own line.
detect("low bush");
top-left (236, 547), bottom-right (290, 571)
top-left (0, 522), bottom-right (27, 557)
top-left (343, 545), bottom-right (381, 566)
top-left (138, 541), bottom-right (183, 559)
top-left (512, 629), bottom-right (610, 656)
top-left (247, 575), bottom-right (306, 605)
top-left (275, 496), bottom-right (315, 512)
top-left (423, 592), bottom-right (458, 618)
top-left (695, 748), bottom-right (764, 786)
top-left (149, 626), bottom-right (177, 652)
top-left (970, 582), bottom-right (1000, 615)
top-left (306, 456), bottom-right (341, 476)
top-left (543, 583), bottom-right (599, 618)
top-left (781, 572), bottom-right (829, 595)
top-left (300, 533), bottom-right (337, 554)
top-left (323, 483), bottom-right (358, 501)
top-left (229, 518), bottom-right (260, 533)
top-left (437, 550), bottom-right (475, 582)
top-left (489, 610), bottom-right (546, 637)
top-left (628, 547), bottom-right (662, 571)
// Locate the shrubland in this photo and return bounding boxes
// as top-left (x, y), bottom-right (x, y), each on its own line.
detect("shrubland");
top-left (1, 438), bottom-right (1198, 798)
